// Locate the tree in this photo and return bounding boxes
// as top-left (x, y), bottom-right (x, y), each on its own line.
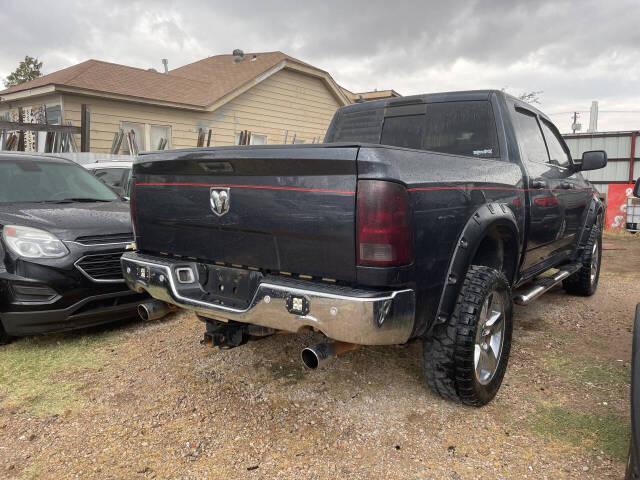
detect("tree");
top-left (4, 56), bottom-right (43, 88)
top-left (517, 90), bottom-right (543, 105)
top-left (501, 87), bottom-right (543, 105)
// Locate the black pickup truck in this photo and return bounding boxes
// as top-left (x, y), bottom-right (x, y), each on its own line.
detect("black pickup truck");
top-left (121, 90), bottom-right (607, 406)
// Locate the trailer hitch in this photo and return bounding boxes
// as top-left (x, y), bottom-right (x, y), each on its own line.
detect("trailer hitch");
top-left (200, 319), bottom-right (277, 349)
top-left (201, 327), bottom-right (247, 349)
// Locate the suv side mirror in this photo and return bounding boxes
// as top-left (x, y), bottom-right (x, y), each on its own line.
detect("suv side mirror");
top-left (634, 179), bottom-right (640, 198)
top-left (580, 150), bottom-right (607, 171)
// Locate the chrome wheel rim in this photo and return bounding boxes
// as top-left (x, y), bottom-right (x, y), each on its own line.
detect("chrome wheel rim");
top-left (590, 242), bottom-right (599, 284)
top-left (474, 292), bottom-right (505, 385)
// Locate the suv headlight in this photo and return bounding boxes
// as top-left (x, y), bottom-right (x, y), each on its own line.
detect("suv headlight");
top-left (2, 225), bottom-right (69, 259)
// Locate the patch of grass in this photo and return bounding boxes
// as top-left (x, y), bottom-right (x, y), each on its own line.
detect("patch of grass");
top-left (0, 330), bottom-right (119, 416)
top-left (516, 316), bottom-right (547, 332)
top-left (548, 329), bottom-right (575, 341)
top-left (543, 355), bottom-right (630, 386)
top-left (269, 362), bottom-right (307, 381)
top-left (529, 405), bottom-right (630, 460)
top-left (603, 228), bottom-right (637, 239)
top-left (18, 460), bottom-right (42, 480)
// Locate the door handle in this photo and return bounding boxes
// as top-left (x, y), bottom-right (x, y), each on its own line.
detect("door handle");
top-left (559, 181), bottom-right (574, 189)
top-left (531, 179), bottom-right (548, 189)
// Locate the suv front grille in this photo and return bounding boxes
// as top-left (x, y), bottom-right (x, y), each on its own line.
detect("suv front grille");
top-left (74, 233), bottom-right (133, 246)
top-left (75, 252), bottom-right (125, 282)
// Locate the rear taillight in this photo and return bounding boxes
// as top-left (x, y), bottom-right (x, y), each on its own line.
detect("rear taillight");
top-left (357, 180), bottom-right (413, 266)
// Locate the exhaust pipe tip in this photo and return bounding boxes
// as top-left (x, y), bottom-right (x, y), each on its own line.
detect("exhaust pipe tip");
top-left (137, 300), bottom-right (175, 321)
top-left (301, 342), bottom-right (359, 369)
top-left (137, 303), bottom-right (151, 321)
top-left (301, 347), bottom-right (322, 369)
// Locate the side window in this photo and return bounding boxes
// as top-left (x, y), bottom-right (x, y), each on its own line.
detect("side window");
top-left (124, 169), bottom-right (132, 197)
top-left (540, 120), bottom-right (571, 168)
top-left (514, 109), bottom-right (549, 164)
top-left (94, 168), bottom-right (125, 188)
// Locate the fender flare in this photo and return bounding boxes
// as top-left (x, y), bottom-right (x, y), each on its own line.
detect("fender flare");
top-left (574, 193), bottom-right (604, 258)
top-left (431, 202), bottom-right (521, 331)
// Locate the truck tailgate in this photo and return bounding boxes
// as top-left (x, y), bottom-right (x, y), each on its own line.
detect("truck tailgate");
top-left (133, 145), bottom-right (359, 282)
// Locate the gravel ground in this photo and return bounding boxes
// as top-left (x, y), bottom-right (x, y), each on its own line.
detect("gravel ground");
top-left (0, 234), bottom-right (638, 479)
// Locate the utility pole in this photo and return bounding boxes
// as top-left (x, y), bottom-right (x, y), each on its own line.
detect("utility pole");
top-left (571, 112), bottom-right (581, 134)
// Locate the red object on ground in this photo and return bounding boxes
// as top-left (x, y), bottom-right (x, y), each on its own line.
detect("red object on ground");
top-left (605, 184), bottom-right (635, 229)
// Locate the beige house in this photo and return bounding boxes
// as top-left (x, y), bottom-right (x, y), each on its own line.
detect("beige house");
top-left (0, 51), bottom-right (353, 153)
top-left (341, 88), bottom-right (401, 103)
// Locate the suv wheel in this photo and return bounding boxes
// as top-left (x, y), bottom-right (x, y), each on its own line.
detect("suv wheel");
top-left (423, 265), bottom-right (513, 406)
top-left (0, 321), bottom-right (12, 346)
top-left (563, 226), bottom-right (602, 296)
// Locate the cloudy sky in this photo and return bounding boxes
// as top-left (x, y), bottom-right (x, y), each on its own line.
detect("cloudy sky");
top-left (1, 0), bottom-right (638, 133)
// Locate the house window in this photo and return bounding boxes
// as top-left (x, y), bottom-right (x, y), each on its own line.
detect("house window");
top-left (235, 132), bottom-right (268, 145)
top-left (121, 122), bottom-right (145, 153)
top-left (251, 134), bottom-right (267, 145)
top-left (150, 125), bottom-right (171, 150)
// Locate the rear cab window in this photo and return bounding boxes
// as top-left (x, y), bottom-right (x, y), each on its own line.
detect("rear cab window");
top-left (380, 115), bottom-right (425, 150)
top-left (380, 101), bottom-right (500, 158)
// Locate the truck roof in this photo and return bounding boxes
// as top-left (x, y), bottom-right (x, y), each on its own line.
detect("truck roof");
top-left (83, 161), bottom-right (133, 169)
top-left (342, 89), bottom-right (494, 111)
top-left (339, 89), bottom-right (551, 123)
top-left (0, 152), bottom-right (74, 165)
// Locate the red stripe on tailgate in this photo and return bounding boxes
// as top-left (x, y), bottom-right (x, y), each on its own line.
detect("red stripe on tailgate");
top-left (135, 182), bottom-right (355, 195)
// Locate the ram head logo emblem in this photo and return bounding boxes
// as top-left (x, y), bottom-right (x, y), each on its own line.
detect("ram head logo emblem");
top-left (210, 187), bottom-right (230, 216)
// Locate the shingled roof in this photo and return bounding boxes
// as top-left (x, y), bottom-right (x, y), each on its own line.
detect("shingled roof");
top-left (0, 51), bottom-right (347, 109)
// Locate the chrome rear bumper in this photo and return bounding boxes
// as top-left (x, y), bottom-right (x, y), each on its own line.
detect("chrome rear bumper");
top-left (121, 252), bottom-right (415, 345)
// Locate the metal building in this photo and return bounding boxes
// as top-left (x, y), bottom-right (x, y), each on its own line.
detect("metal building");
top-left (563, 131), bottom-right (639, 196)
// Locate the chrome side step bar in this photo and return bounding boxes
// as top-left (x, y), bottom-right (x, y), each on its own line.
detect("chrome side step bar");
top-left (513, 265), bottom-right (580, 306)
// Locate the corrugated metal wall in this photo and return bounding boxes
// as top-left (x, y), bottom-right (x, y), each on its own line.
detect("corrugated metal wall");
top-left (563, 132), bottom-right (639, 195)
top-left (582, 161), bottom-right (629, 183)
top-left (565, 134), bottom-right (633, 159)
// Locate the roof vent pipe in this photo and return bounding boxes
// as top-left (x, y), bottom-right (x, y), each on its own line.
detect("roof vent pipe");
top-left (233, 49), bottom-right (244, 63)
top-left (161, 58), bottom-right (168, 74)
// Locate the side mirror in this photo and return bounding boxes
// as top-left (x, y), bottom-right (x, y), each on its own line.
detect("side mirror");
top-left (634, 179), bottom-right (640, 198)
top-left (580, 150), bottom-right (607, 171)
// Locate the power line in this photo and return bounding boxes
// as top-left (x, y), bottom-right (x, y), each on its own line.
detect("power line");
top-left (598, 110), bottom-right (640, 114)
top-left (548, 110), bottom-right (640, 116)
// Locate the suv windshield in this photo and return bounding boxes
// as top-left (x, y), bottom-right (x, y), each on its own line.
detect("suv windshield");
top-left (0, 159), bottom-right (120, 203)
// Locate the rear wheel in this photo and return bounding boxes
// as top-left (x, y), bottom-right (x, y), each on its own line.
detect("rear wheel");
top-left (563, 226), bottom-right (602, 296)
top-left (423, 265), bottom-right (513, 406)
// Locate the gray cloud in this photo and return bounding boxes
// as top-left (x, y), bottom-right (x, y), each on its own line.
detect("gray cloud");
top-left (0, 0), bottom-right (638, 132)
